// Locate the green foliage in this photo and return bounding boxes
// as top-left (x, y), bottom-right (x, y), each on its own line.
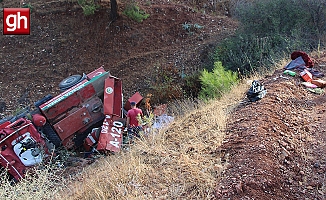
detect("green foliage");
top-left (144, 1), bottom-right (152, 6)
top-left (199, 61), bottom-right (238, 100)
top-left (297, 0), bottom-right (326, 39)
top-left (234, 0), bottom-right (310, 37)
top-left (141, 112), bottom-right (154, 126)
top-left (123, 3), bottom-right (150, 22)
top-left (215, 33), bottom-right (304, 75)
top-left (182, 22), bottom-right (204, 35)
top-left (214, 0), bottom-right (326, 76)
top-left (78, 0), bottom-right (100, 16)
top-left (21, 3), bottom-right (33, 11)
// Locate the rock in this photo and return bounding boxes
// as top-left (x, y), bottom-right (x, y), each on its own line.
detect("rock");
top-left (306, 186), bottom-right (313, 190)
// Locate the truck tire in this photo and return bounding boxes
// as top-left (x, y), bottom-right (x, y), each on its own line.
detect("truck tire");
top-left (59, 74), bottom-right (86, 92)
top-left (42, 123), bottom-right (62, 148)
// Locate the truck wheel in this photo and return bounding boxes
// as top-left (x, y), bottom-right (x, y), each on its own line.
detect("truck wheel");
top-left (59, 74), bottom-right (85, 92)
top-left (42, 123), bottom-right (62, 148)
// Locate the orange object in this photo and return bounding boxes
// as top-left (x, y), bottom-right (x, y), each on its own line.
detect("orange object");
top-left (300, 69), bottom-right (312, 82)
top-left (311, 79), bottom-right (326, 88)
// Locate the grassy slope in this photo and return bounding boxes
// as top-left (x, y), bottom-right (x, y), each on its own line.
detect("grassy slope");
top-left (56, 81), bottom-right (252, 200)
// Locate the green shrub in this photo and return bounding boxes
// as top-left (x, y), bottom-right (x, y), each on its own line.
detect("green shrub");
top-left (234, 0), bottom-right (309, 37)
top-left (78, 0), bottom-right (99, 16)
top-left (214, 0), bottom-right (326, 76)
top-left (215, 33), bottom-right (303, 75)
top-left (199, 61), bottom-right (238, 100)
top-left (182, 22), bottom-right (204, 35)
top-left (123, 3), bottom-right (149, 22)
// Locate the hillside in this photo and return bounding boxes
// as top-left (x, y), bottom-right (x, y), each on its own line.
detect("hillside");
top-left (0, 0), bottom-right (237, 114)
top-left (0, 0), bottom-right (325, 199)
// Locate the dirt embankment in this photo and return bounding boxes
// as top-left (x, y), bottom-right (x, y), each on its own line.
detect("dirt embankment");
top-left (215, 55), bottom-right (326, 199)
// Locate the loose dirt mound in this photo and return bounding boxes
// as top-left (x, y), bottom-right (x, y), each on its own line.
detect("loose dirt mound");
top-left (215, 55), bottom-right (326, 199)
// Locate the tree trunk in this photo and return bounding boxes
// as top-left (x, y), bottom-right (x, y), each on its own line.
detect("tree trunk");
top-left (110, 0), bottom-right (118, 21)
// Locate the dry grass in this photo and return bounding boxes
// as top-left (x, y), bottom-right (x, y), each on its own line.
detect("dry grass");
top-left (57, 81), bottom-right (252, 200)
top-left (0, 160), bottom-right (70, 200)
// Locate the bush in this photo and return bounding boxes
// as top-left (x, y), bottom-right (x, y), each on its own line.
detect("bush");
top-left (215, 33), bottom-right (303, 75)
top-left (78, 0), bottom-right (99, 16)
top-left (233, 0), bottom-right (310, 37)
top-left (214, 0), bottom-right (326, 76)
top-left (123, 3), bottom-right (150, 22)
top-left (0, 159), bottom-right (69, 200)
top-left (199, 61), bottom-right (238, 100)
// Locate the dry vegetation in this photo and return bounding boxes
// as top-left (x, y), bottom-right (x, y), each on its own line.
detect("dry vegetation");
top-left (0, 159), bottom-right (69, 199)
top-left (0, 78), bottom-right (253, 199)
top-left (59, 82), bottom-right (251, 199)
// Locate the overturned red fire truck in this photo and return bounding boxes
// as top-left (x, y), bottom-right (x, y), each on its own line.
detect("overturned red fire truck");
top-left (0, 67), bottom-right (143, 181)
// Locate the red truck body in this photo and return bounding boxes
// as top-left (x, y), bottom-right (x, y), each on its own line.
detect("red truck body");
top-left (0, 67), bottom-right (143, 180)
top-left (0, 118), bottom-right (48, 181)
